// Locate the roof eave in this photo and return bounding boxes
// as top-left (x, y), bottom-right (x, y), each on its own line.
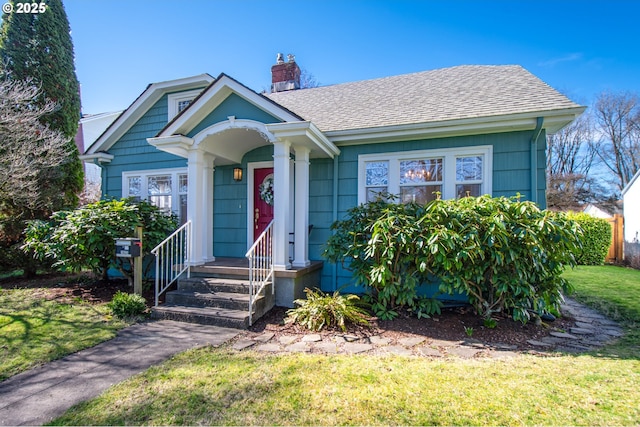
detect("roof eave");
top-left (622, 169), bottom-right (640, 196)
top-left (266, 121), bottom-right (341, 159)
top-left (84, 74), bottom-right (215, 155)
top-left (158, 74), bottom-right (303, 138)
top-left (325, 107), bottom-right (586, 145)
top-left (79, 152), bottom-right (114, 164)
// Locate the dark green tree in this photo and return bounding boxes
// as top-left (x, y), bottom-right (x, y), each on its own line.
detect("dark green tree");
top-left (0, 0), bottom-right (83, 209)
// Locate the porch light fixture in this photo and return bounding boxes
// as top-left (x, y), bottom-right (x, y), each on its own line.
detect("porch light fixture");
top-left (233, 167), bottom-right (243, 182)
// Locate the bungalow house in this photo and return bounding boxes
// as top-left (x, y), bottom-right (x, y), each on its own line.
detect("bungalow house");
top-left (82, 55), bottom-right (585, 327)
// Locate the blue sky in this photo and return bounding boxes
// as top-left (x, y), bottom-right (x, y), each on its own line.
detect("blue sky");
top-left (64, 0), bottom-right (640, 115)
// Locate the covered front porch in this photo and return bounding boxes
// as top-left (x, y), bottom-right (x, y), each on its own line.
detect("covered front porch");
top-left (149, 117), bottom-right (339, 271)
top-left (146, 75), bottom-right (340, 317)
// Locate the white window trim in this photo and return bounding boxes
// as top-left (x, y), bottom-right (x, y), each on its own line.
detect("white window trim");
top-left (167, 89), bottom-right (202, 121)
top-left (358, 145), bottom-right (493, 204)
top-left (122, 168), bottom-right (188, 218)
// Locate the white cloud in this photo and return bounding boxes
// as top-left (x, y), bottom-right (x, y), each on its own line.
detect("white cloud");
top-left (538, 53), bottom-right (584, 67)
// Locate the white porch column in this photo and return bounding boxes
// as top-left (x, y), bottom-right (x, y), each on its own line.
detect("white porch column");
top-left (273, 140), bottom-right (292, 270)
top-left (187, 148), bottom-right (215, 265)
top-left (293, 146), bottom-right (311, 267)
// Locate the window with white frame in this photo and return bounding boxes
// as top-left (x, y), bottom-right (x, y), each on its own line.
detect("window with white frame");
top-left (123, 169), bottom-right (188, 223)
top-left (358, 146), bottom-right (492, 204)
top-left (167, 89), bottom-right (202, 121)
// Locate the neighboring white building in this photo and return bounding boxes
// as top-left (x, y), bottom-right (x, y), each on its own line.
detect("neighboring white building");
top-left (622, 169), bottom-right (640, 244)
top-left (76, 111), bottom-right (122, 195)
top-left (583, 203), bottom-right (613, 219)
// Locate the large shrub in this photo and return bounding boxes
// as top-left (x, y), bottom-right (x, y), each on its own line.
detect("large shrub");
top-left (567, 212), bottom-right (611, 265)
top-left (23, 199), bottom-right (178, 282)
top-left (323, 198), bottom-right (430, 319)
top-left (324, 195), bottom-right (581, 323)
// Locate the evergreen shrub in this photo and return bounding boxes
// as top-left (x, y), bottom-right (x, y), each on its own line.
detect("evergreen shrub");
top-left (22, 198), bottom-right (177, 282)
top-left (324, 195), bottom-right (581, 323)
top-left (567, 212), bottom-right (612, 265)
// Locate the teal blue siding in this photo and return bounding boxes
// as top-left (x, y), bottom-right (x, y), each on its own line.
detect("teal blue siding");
top-left (213, 165), bottom-right (247, 258)
top-left (101, 93), bottom-right (197, 198)
top-left (102, 83), bottom-right (548, 297)
top-left (315, 129), bottom-right (549, 293)
top-left (188, 93), bottom-right (281, 137)
top-left (212, 145), bottom-right (274, 258)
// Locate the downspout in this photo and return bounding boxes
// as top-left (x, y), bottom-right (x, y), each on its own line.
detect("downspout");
top-left (530, 117), bottom-right (544, 204)
top-left (96, 158), bottom-right (107, 198)
top-left (332, 155), bottom-right (339, 290)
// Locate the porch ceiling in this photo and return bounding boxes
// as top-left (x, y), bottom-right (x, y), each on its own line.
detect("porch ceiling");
top-left (199, 127), bottom-right (270, 165)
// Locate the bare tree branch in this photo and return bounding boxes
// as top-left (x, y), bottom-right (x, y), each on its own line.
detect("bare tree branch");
top-left (546, 110), bottom-right (601, 210)
top-left (593, 91), bottom-right (640, 191)
top-left (0, 79), bottom-right (72, 218)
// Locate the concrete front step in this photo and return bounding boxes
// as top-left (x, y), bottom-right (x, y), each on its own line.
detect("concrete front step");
top-left (154, 262), bottom-right (275, 329)
top-left (166, 290), bottom-right (264, 312)
top-left (190, 264), bottom-right (250, 279)
top-left (151, 304), bottom-right (251, 329)
top-left (178, 277), bottom-right (252, 294)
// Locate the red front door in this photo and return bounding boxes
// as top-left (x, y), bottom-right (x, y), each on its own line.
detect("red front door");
top-left (254, 167), bottom-right (274, 241)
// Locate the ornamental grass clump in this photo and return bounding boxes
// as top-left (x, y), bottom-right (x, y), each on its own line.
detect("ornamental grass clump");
top-left (286, 287), bottom-right (370, 332)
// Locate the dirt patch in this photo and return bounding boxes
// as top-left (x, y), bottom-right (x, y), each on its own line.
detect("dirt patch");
top-left (0, 272), bottom-right (156, 306)
top-left (1, 272), bottom-right (575, 351)
top-left (248, 305), bottom-right (575, 352)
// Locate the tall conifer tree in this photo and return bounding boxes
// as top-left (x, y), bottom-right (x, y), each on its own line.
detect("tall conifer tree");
top-left (0, 0), bottom-right (83, 209)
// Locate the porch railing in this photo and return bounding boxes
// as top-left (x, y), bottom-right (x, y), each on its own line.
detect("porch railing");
top-left (245, 219), bottom-right (274, 325)
top-left (151, 220), bottom-right (191, 306)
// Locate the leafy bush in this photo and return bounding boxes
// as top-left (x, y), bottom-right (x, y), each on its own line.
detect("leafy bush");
top-left (323, 198), bottom-right (427, 320)
top-left (23, 198), bottom-right (178, 282)
top-left (107, 291), bottom-right (147, 318)
top-left (567, 212), bottom-right (612, 265)
top-left (286, 288), bottom-right (370, 332)
top-left (324, 195), bottom-right (581, 324)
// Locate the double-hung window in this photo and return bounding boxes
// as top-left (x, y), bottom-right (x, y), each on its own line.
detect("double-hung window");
top-left (123, 168), bottom-right (188, 223)
top-left (358, 146), bottom-right (492, 204)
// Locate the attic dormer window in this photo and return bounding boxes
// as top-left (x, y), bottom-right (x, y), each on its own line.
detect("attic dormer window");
top-left (177, 99), bottom-right (191, 112)
top-left (167, 89), bottom-right (202, 121)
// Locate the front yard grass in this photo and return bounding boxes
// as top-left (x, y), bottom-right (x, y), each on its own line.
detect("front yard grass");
top-left (50, 265), bottom-right (640, 426)
top-left (0, 286), bottom-right (128, 381)
top-left (564, 265), bottom-right (640, 358)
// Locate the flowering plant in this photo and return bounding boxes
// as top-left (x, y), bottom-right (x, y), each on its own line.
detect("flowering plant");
top-left (259, 174), bottom-right (274, 206)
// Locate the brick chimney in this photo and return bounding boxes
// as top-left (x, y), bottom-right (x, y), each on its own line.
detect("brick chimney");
top-left (271, 53), bottom-right (301, 93)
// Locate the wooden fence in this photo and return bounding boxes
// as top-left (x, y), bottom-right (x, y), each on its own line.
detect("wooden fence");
top-left (606, 214), bottom-right (624, 263)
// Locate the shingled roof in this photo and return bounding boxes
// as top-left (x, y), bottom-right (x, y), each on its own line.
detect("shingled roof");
top-left (265, 65), bottom-right (582, 133)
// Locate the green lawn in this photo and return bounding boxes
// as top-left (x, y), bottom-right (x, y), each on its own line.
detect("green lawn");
top-left (50, 265), bottom-right (640, 426)
top-left (564, 265), bottom-right (640, 358)
top-left (0, 286), bottom-right (128, 380)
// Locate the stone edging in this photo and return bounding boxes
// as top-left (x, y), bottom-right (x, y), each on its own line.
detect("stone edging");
top-left (230, 298), bottom-right (623, 359)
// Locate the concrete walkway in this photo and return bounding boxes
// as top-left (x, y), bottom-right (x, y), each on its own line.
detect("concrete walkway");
top-left (0, 320), bottom-right (239, 426)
